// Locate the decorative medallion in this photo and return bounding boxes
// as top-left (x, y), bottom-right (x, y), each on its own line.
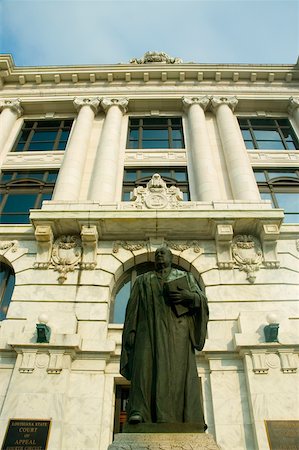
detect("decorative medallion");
top-left (232, 235), bottom-right (263, 283)
top-left (130, 173), bottom-right (183, 209)
top-left (0, 240), bottom-right (18, 253)
top-left (51, 235), bottom-right (82, 283)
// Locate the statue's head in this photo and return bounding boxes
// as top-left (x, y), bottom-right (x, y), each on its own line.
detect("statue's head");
top-left (155, 246), bottom-right (172, 268)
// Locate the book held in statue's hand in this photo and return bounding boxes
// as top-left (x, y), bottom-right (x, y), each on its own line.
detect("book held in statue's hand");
top-left (164, 275), bottom-right (191, 317)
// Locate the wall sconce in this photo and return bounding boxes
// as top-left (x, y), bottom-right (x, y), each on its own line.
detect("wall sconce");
top-left (264, 313), bottom-right (279, 343)
top-left (36, 314), bottom-right (51, 343)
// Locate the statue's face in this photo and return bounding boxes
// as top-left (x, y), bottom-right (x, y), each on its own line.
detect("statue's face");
top-left (155, 247), bottom-right (172, 266)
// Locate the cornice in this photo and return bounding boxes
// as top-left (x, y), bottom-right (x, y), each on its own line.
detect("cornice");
top-left (1, 54), bottom-right (298, 88)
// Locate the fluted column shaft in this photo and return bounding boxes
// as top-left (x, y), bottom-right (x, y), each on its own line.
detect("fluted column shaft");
top-left (211, 97), bottom-right (260, 201)
top-left (53, 97), bottom-right (100, 201)
top-left (0, 99), bottom-right (23, 159)
top-left (289, 97), bottom-right (299, 130)
top-left (88, 98), bottom-right (128, 202)
top-left (183, 96), bottom-right (221, 200)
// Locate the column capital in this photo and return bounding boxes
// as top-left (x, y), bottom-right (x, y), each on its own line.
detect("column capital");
top-left (100, 98), bottom-right (128, 114)
top-left (0, 98), bottom-right (23, 117)
top-left (288, 97), bottom-right (299, 114)
top-left (73, 97), bottom-right (100, 114)
top-left (211, 96), bottom-right (238, 112)
top-left (182, 96), bottom-right (210, 111)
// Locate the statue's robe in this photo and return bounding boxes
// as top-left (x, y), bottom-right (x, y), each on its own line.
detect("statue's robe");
top-left (120, 268), bottom-right (209, 427)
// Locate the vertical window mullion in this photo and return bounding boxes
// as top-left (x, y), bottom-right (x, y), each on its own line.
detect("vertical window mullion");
top-left (275, 120), bottom-right (288, 149)
top-left (139, 119), bottom-right (143, 149)
top-left (23, 122), bottom-right (36, 151)
top-left (168, 119), bottom-right (172, 148)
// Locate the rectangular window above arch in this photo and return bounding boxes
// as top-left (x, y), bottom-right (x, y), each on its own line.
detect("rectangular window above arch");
top-left (239, 118), bottom-right (299, 150)
top-left (12, 119), bottom-right (73, 152)
top-left (122, 167), bottom-right (190, 201)
top-left (0, 170), bottom-right (58, 223)
top-left (127, 117), bottom-right (185, 149)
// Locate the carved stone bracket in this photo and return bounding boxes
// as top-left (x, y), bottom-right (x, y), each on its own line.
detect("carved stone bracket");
top-left (258, 223), bottom-right (280, 269)
top-left (47, 351), bottom-right (65, 374)
top-left (251, 351), bottom-right (269, 374)
top-left (34, 225), bottom-right (54, 269)
top-left (81, 225), bottom-right (98, 269)
top-left (130, 173), bottom-right (183, 209)
top-left (278, 350), bottom-right (297, 373)
top-left (19, 350), bottom-right (37, 374)
top-left (215, 223), bottom-right (234, 269)
top-left (113, 240), bottom-right (148, 253)
top-left (232, 235), bottom-right (263, 283)
top-left (0, 240), bottom-right (19, 254)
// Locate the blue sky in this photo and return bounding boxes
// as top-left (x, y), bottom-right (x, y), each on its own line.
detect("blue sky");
top-left (0, 0), bottom-right (298, 67)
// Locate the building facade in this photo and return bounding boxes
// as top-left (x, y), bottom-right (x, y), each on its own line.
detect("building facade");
top-left (0, 51), bottom-right (298, 450)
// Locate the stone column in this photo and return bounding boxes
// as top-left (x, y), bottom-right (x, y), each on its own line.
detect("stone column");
top-left (53, 97), bottom-right (100, 201)
top-left (288, 97), bottom-right (299, 129)
top-left (0, 99), bottom-right (23, 158)
top-left (211, 96), bottom-right (260, 201)
top-left (88, 98), bottom-right (128, 202)
top-left (182, 96), bottom-right (221, 200)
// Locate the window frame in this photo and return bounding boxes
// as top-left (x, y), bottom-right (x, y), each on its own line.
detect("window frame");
top-left (254, 168), bottom-right (299, 223)
top-left (0, 170), bottom-right (58, 223)
top-left (238, 117), bottom-right (299, 151)
top-left (12, 119), bottom-right (73, 153)
top-left (127, 117), bottom-right (185, 149)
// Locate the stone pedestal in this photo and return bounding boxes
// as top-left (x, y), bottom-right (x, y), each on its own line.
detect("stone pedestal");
top-left (108, 433), bottom-right (221, 450)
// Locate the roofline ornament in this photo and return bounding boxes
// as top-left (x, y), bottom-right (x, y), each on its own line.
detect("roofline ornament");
top-left (130, 51), bottom-right (183, 64)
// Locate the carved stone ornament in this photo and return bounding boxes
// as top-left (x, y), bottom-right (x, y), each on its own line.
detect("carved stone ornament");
top-left (73, 96), bottom-right (100, 114)
top-left (211, 96), bottom-right (238, 112)
top-left (182, 96), bottom-right (210, 111)
top-left (0, 240), bottom-right (18, 253)
top-left (288, 96), bottom-right (299, 114)
top-left (232, 235), bottom-right (263, 283)
top-left (113, 241), bottom-right (147, 253)
top-left (130, 173), bottom-right (183, 209)
top-left (130, 51), bottom-right (183, 65)
top-left (51, 235), bottom-right (82, 283)
top-left (101, 98), bottom-right (128, 114)
top-left (0, 98), bottom-right (23, 117)
top-left (166, 240), bottom-right (202, 254)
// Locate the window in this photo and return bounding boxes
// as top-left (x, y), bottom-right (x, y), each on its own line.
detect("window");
top-left (112, 262), bottom-right (156, 323)
top-left (122, 168), bottom-right (190, 201)
top-left (254, 169), bottom-right (299, 223)
top-left (127, 117), bottom-right (184, 149)
top-left (239, 118), bottom-right (299, 150)
top-left (0, 171), bottom-right (58, 223)
top-left (0, 262), bottom-right (15, 320)
top-left (114, 385), bottom-right (130, 434)
top-left (12, 119), bottom-right (73, 152)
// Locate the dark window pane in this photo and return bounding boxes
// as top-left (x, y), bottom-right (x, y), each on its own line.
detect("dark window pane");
top-left (27, 142), bottom-right (54, 151)
top-left (41, 192), bottom-right (53, 202)
top-left (130, 119), bottom-right (139, 126)
top-left (250, 118), bottom-right (276, 127)
top-left (3, 193), bottom-right (37, 213)
top-left (0, 172), bottom-right (14, 183)
top-left (127, 141), bottom-right (139, 149)
top-left (254, 172), bottom-right (266, 182)
top-left (0, 265), bottom-right (15, 320)
top-left (1, 214), bottom-right (30, 224)
top-left (15, 172), bottom-right (44, 181)
top-left (285, 141), bottom-right (297, 150)
top-left (275, 193), bottom-right (299, 212)
top-left (15, 142), bottom-right (26, 152)
top-left (268, 171), bottom-right (298, 179)
top-left (143, 129), bottom-right (168, 139)
top-left (260, 192), bottom-right (274, 205)
top-left (129, 129), bottom-right (139, 140)
top-left (172, 140), bottom-right (184, 149)
top-left (277, 119), bottom-right (290, 126)
top-left (31, 130), bottom-right (57, 141)
top-left (253, 130), bottom-right (281, 140)
top-left (175, 170), bottom-right (188, 182)
top-left (143, 118), bottom-right (168, 126)
top-left (244, 141), bottom-right (255, 149)
top-left (256, 141), bottom-right (285, 150)
top-left (57, 141), bottom-right (68, 150)
top-left (47, 172), bottom-right (59, 183)
top-left (113, 281), bottom-right (131, 323)
top-left (241, 130), bottom-right (252, 140)
top-left (142, 140), bottom-right (169, 148)
top-left (122, 192), bottom-right (132, 201)
top-left (172, 129), bottom-right (183, 139)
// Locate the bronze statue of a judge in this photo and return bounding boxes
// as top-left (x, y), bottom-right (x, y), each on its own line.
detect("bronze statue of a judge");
top-left (120, 247), bottom-right (209, 429)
